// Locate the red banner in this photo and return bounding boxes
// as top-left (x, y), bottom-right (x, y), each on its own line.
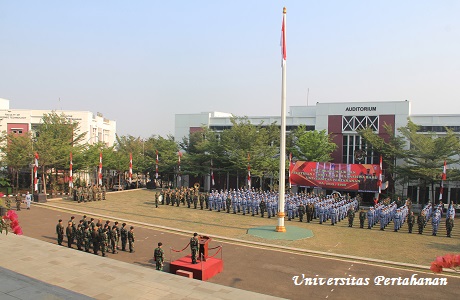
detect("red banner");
top-left (290, 161), bottom-right (381, 192)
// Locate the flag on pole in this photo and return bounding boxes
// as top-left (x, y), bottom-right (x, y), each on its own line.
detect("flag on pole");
top-left (289, 153), bottom-right (293, 188)
top-left (178, 151), bottom-right (182, 183)
top-left (378, 155), bottom-right (383, 194)
top-left (69, 152), bottom-right (73, 189)
top-left (211, 159), bottom-right (215, 186)
top-left (247, 153), bottom-right (251, 189)
top-left (98, 152), bottom-right (103, 185)
top-left (439, 160), bottom-right (447, 200)
top-left (129, 153), bottom-right (133, 184)
top-left (281, 7), bottom-right (287, 66)
top-left (34, 152), bottom-right (39, 192)
top-left (155, 150), bottom-right (159, 179)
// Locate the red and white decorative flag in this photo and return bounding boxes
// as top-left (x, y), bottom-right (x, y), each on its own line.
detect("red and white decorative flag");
top-left (178, 151), bottom-right (182, 183)
top-left (211, 159), bottom-right (215, 186)
top-left (129, 153), bottom-right (133, 184)
top-left (247, 153), bottom-right (251, 189)
top-left (289, 153), bottom-right (293, 188)
top-left (98, 152), bottom-right (103, 185)
top-left (281, 7), bottom-right (287, 66)
top-left (69, 152), bottom-right (73, 189)
top-left (439, 160), bottom-right (447, 200)
top-left (34, 152), bottom-right (39, 192)
top-left (155, 150), bottom-right (159, 179)
top-left (378, 155), bottom-right (383, 194)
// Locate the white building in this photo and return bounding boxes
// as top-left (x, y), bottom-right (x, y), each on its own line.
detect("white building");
top-left (0, 98), bottom-right (116, 146)
top-left (175, 100), bottom-right (460, 203)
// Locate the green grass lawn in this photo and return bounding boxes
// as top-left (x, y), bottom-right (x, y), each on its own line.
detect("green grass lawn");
top-left (49, 189), bottom-right (459, 266)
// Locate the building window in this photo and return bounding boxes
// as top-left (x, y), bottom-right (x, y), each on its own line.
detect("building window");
top-left (342, 134), bottom-right (378, 164)
top-left (342, 116), bottom-right (378, 132)
top-left (11, 129), bottom-right (23, 134)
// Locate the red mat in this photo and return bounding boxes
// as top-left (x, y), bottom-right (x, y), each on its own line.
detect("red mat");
top-left (169, 255), bottom-right (223, 281)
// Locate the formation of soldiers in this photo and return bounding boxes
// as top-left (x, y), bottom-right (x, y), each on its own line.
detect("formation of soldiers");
top-left (160, 187), bottom-right (361, 224)
top-left (159, 187), bottom-right (456, 237)
top-left (414, 202), bottom-right (456, 237)
top-left (56, 215), bottom-right (136, 257)
top-left (74, 185), bottom-right (107, 202)
top-left (365, 201), bottom-right (409, 231)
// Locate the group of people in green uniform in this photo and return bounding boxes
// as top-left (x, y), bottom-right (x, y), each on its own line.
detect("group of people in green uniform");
top-left (73, 185), bottom-right (107, 202)
top-left (55, 215), bottom-right (135, 257)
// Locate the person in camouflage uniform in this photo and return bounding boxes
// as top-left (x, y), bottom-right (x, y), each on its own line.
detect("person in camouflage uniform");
top-left (100, 228), bottom-right (108, 257)
top-left (193, 192), bottom-right (198, 209)
top-left (199, 192), bottom-right (204, 210)
top-left (84, 226), bottom-right (91, 252)
top-left (446, 215), bottom-right (454, 238)
top-left (102, 185), bottom-right (106, 200)
top-left (5, 195), bottom-right (11, 209)
top-left (226, 195), bottom-right (231, 213)
top-left (154, 242), bottom-right (164, 271)
top-left (15, 194), bottom-right (21, 211)
top-left (56, 219), bottom-right (64, 246)
top-left (110, 226), bottom-right (118, 254)
top-left (105, 221), bottom-right (111, 249)
top-left (120, 223), bottom-right (128, 251)
top-left (417, 212), bottom-right (425, 234)
top-left (128, 226), bottom-right (135, 253)
top-left (359, 209), bottom-right (366, 228)
top-left (259, 199), bottom-right (266, 217)
top-left (66, 222), bottom-right (74, 248)
top-left (76, 224), bottom-right (83, 250)
top-left (155, 193), bottom-right (159, 208)
top-left (190, 232), bottom-right (199, 264)
top-left (407, 211), bottom-right (415, 233)
top-left (92, 224), bottom-right (100, 255)
top-left (347, 206), bottom-right (355, 227)
top-left (113, 221), bottom-right (120, 250)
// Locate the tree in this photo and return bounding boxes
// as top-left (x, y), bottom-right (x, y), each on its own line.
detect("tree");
top-left (360, 120), bottom-right (460, 204)
top-left (34, 112), bottom-right (86, 194)
top-left (0, 132), bottom-right (33, 193)
top-left (359, 123), bottom-right (406, 196)
top-left (397, 120), bottom-right (460, 205)
top-left (288, 126), bottom-right (337, 162)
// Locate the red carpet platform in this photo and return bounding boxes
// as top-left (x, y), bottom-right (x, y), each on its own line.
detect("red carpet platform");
top-left (169, 255), bottom-right (223, 281)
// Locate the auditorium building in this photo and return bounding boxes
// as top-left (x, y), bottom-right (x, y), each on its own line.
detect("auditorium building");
top-left (175, 100), bottom-right (460, 204)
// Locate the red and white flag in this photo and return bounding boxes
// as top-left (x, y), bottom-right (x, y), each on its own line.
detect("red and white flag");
top-left (211, 159), bottom-right (215, 186)
top-left (281, 7), bottom-right (287, 66)
top-left (155, 150), bottom-right (159, 179)
top-left (247, 153), bottom-right (251, 189)
top-left (289, 153), bottom-right (293, 188)
top-left (178, 151), bottom-right (182, 183)
top-left (439, 160), bottom-right (447, 200)
top-left (98, 152), bottom-right (103, 185)
top-left (378, 155), bottom-right (383, 194)
top-left (69, 152), bottom-right (73, 189)
top-left (129, 153), bottom-right (133, 184)
top-left (34, 152), bottom-right (39, 191)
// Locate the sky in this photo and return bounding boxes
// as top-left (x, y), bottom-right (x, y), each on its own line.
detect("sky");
top-left (1, 1), bottom-right (459, 138)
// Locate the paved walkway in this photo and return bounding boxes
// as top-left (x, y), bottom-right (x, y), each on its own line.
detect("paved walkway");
top-left (5, 205), bottom-right (460, 300)
top-left (0, 233), bottom-right (280, 300)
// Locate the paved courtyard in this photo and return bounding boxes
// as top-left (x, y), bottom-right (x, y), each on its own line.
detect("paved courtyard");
top-left (3, 200), bottom-right (458, 300)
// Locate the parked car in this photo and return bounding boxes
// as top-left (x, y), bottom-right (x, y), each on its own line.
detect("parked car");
top-left (112, 184), bottom-right (125, 191)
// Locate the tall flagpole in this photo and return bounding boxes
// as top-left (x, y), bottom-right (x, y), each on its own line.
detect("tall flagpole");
top-left (276, 7), bottom-right (287, 233)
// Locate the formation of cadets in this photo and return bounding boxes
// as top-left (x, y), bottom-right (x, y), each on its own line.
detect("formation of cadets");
top-left (55, 215), bottom-right (136, 257)
top-left (416, 202), bottom-right (456, 237)
top-left (160, 187), bottom-right (456, 237)
top-left (160, 187), bottom-right (361, 224)
top-left (73, 185), bottom-right (107, 203)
